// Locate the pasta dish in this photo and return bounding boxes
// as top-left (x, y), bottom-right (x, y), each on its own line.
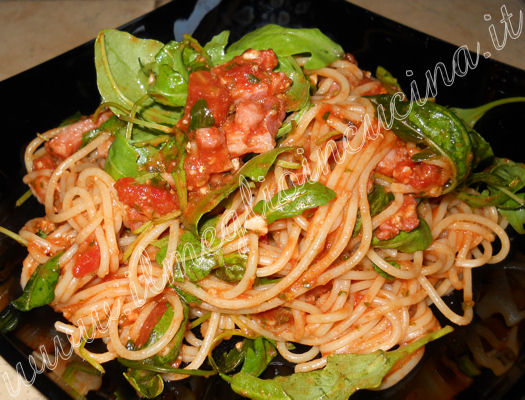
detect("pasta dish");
top-left (6, 25), bottom-right (525, 399)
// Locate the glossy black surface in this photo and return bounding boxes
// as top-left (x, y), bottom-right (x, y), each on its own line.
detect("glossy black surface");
top-left (1, 0), bottom-right (524, 399)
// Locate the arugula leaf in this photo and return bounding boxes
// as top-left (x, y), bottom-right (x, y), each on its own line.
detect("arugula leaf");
top-left (499, 202), bottom-right (525, 234)
top-left (225, 25), bottom-right (344, 70)
top-left (468, 129), bottom-right (494, 169)
top-left (230, 326), bottom-right (452, 400)
top-left (450, 97), bottom-right (525, 129)
top-left (353, 185), bottom-right (394, 236)
top-left (123, 369), bottom-right (163, 399)
top-left (183, 147), bottom-right (294, 230)
top-left (189, 98), bottom-right (215, 131)
top-left (372, 260), bottom-right (400, 282)
top-left (104, 133), bottom-right (139, 180)
top-left (213, 252), bottom-right (248, 283)
top-left (173, 287), bottom-right (201, 304)
top-left (372, 217), bottom-right (432, 253)
top-left (240, 337), bottom-right (277, 377)
top-left (277, 56), bottom-right (310, 112)
top-left (368, 95), bottom-right (473, 195)
top-left (12, 253), bottom-right (62, 311)
top-left (82, 115), bottom-right (125, 146)
top-left (94, 29), bottom-right (178, 126)
top-left (156, 230), bottom-right (217, 282)
top-left (375, 66), bottom-right (403, 95)
top-left (204, 30), bottom-right (230, 65)
top-left (253, 181), bottom-right (336, 224)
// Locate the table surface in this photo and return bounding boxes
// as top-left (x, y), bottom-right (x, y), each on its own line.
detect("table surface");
top-left (0, 0), bottom-right (524, 398)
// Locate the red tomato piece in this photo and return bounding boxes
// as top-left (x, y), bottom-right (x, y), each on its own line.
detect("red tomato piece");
top-left (114, 177), bottom-right (179, 218)
top-left (73, 240), bottom-right (100, 278)
top-left (134, 302), bottom-right (168, 348)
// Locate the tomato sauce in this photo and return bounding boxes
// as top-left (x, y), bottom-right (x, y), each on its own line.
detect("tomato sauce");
top-left (114, 178), bottom-right (179, 229)
top-left (376, 195), bottom-right (420, 240)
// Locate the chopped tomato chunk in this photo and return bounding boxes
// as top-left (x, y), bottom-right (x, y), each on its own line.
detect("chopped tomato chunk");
top-left (73, 240), bottom-right (100, 278)
top-left (134, 302), bottom-right (168, 348)
top-left (114, 178), bottom-right (178, 228)
top-left (376, 195), bottom-right (420, 240)
top-left (376, 143), bottom-right (449, 192)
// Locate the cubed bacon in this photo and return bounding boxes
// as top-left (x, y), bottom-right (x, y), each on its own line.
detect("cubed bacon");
top-left (45, 111), bottom-right (111, 159)
top-left (376, 195), bottom-right (420, 240)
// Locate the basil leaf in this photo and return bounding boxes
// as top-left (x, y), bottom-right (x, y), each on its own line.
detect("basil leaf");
top-left (450, 97), bottom-right (525, 129)
top-left (372, 217), bottom-right (432, 253)
top-left (123, 369), bottom-right (164, 399)
top-left (225, 25), bottom-right (344, 70)
top-left (230, 326), bottom-right (452, 400)
top-left (12, 253), bottom-right (62, 311)
top-left (353, 185), bottom-right (394, 236)
top-left (375, 66), bottom-right (403, 95)
top-left (189, 99), bottom-right (215, 131)
top-left (372, 260), bottom-right (400, 282)
top-left (277, 56), bottom-right (310, 112)
top-left (369, 95), bottom-right (473, 195)
top-left (104, 134), bottom-right (139, 180)
top-left (253, 181), bottom-right (336, 224)
top-left (204, 30), bottom-right (230, 65)
top-left (94, 29), bottom-right (178, 126)
top-left (183, 147), bottom-right (294, 230)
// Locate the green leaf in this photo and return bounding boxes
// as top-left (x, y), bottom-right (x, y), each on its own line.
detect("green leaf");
top-left (240, 337), bottom-right (277, 377)
top-left (0, 305), bottom-right (20, 333)
top-left (372, 260), bottom-right (400, 282)
top-left (230, 326), bottom-right (453, 400)
top-left (123, 369), bottom-right (164, 399)
top-left (12, 253), bottom-right (62, 311)
top-left (183, 147), bottom-right (294, 230)
top-left (375, 66), bottom-right (403, 95)
top-left (94, 29), bottom-right (178, 126)
top-left (449, 97), bottom-right (525, 129)
top-left (369, 95), bottom-right (473, 195)
top-left (204, 30), bottom-right (230, 65)
top-left (104, 133), bottom-right (139, 180)
top-left (225, 25), bottom-right (344, 70)
top-left (214, 253), bottom-right (248, 283)
top-left (82, 115), bottom-right (125, 146)
top-left (253, 181), bottom-right (336, 224)
top-left (499, 204), bottom-right (525, 234)
top-left (173, 287), bottom-right (201, 304)
top-left (189, 98), bottom-right (215, 131)
top-left (372, 217), bottom-right (432, 253)
top-left (353, 184), bottom-right (394, 236)
top-left (276, 56), bottom-right (310, 112)
top-left (276, 103), bottom-right (312, 140)
top-left (118, 358), bottom-right (215, 376)
top-left (468, 129), bottom-right (494, 169)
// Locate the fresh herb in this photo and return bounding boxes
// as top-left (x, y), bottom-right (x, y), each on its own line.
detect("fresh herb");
top-left (253, 181), bottom-right (336, 224)
top-left (353, 185), bottom-right (394, 236)
top-left (372, 260), bottom-right (401, 282)
top-left (213, 253), bottom-right (248, 283)
top-left (375, 66), bottom-right (403, 95)
top-left (189, 98), bottom-right (215, 131)
top-left (450, 97), bottom-right (525, 129)
top-left (12, 253), bottom-right (62, 311)
top-left (183, 147), bottom-right (294, 231)
top-left (123, 369), bottom-right (164, 399)
top-left (104, 133), bottom-right (139, 180)
top-left (230, 326), bottom-right (452, 400)
top-left (372, 217), bottom-right (432, 253)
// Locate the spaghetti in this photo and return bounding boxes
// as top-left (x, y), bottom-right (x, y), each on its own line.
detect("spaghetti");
top-left (13, 25), bottom-right (519, 398)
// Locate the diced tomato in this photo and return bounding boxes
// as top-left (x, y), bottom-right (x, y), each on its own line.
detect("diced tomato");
top-left (376, 195), bottom-right (420, 240)
top-left (134, 302), bottom-right (168, 348)
top-left (73, 240), bottom-right (100, 278)
top-left (393, 160), bottom-right (448, 190)
top-left (33, 154), bottom-right (56, 170)
top-left (114, 177), bottom-right (179, 218)
top-left (179, 70), bottom-right (231, 130)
